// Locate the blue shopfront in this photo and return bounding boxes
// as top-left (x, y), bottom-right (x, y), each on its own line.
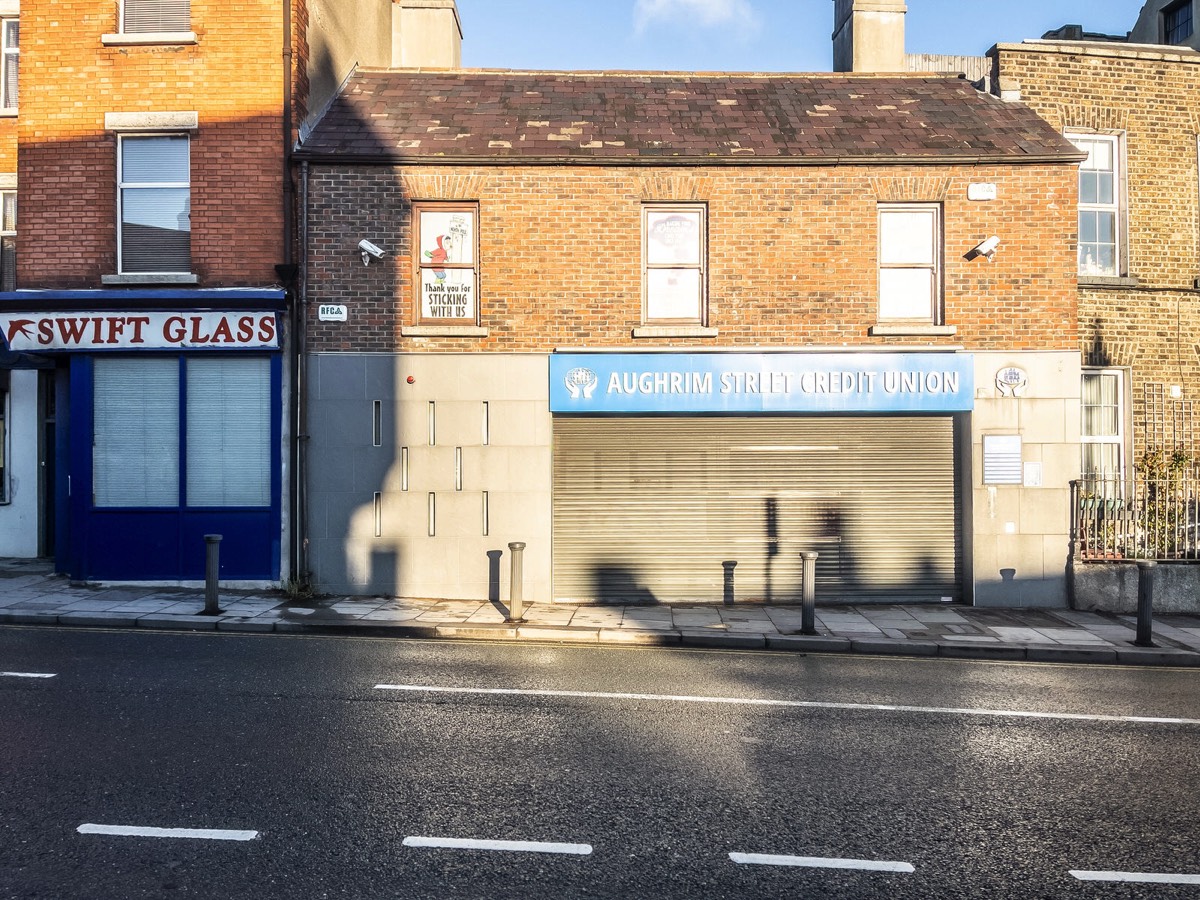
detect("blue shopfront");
top-left (0, 289), bottom-right (286, 583)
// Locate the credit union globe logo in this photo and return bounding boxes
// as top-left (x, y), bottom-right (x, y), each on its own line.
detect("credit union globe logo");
top-left (564, 367), bottom-right (598, 400)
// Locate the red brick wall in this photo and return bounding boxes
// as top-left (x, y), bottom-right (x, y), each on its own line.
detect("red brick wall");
top-left (304, 162), bottom-right (1078, 352)
top-left (16, 0), bottom-right (289, 288)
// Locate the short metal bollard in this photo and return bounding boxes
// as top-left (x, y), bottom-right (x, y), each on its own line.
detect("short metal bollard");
top-left (1135, 560), bottom-right (1156, 647)
top-left (722, 561), bottom-right (737, 606)
top-left (203, 534), bottom-right (223, 615)
top-left (506, 541), bottom-right (526, 623)
top-left (800, 551), bottom-right (819, 635)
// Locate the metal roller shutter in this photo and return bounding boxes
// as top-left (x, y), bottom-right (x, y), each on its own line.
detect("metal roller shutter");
top-left (552, 416), bottom-right (960, 604)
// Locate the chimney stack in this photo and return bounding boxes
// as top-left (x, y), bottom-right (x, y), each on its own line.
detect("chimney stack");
top-left (393, 0), bottom-right (462, 69)
top-left (832, 0), bottom-right (907, 72)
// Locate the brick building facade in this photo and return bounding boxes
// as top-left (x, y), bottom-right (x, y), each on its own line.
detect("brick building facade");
top-left (991, 36), bottom-right (1200, 474)
top-left (296, 68), bottom-right (1084, 607)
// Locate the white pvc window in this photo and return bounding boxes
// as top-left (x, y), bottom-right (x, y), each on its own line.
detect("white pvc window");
top-left (1, 19), bottom-right (17, 111)
top-left (1081, 368), bottom-right (1125, 477)
top-left (643, 205), bottom-right (706, 323)
top-left (1071, 134), bottom-right (1121, 278)
top-left (186, 358), bottom-right (270, 506)
top-left (878, 204), bottom-right (940, 321)
top-left (94, 358), bottom-right (180, 507)
top-left (0, 189), bottom-right (15, 292)
top-left (118, 134), bottom-right (191, 274)
top-left (122, 0), bottom-right (190, 34)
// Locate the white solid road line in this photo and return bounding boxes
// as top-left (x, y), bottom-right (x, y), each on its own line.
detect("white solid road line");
top-left (373, 684), bottom-right (1200, 726)
top-left (1071, 870), bottom-right (1200, 884)
top-left (1, 671), bottom-right (56, 678)
top-left (403, 836), bottom-right (593, 855)
top-left (730, 852), bottom-right (915, 873)
top-left (77, 824), bottom-right (259, 841)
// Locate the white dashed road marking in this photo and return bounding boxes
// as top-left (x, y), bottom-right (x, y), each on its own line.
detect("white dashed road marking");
top-left (730, 853), bottom-right (914, 872)
top-left (1, 671), bottom-right (56, 678)
top-left (403, 836), bottom-right (593, 855)
top-left (1070, 870), bottom-right (1200, 884)
top-left (78, 824), bottom-right (259, 841)
top-left (373, 683), bottom-right (1200, 726)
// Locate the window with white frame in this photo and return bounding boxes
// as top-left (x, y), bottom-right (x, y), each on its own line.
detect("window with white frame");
top-left (93, 356), bottom-right (272, 509)
top-left (1070, 134), bottom-right (1122, 278)
top-left (1081, 368), bottom-right (1126, 478)
top-left (643, 204), bottom-right (706, 323)
top-left (1164, 0), bottom-right (1194, 44)
top-left (1, 18), bottom-right (17, 111)
top-left (878, 203), bottom-right (940, 322)
top-left (122, 0), bottom-right (190, 34)
top-left (118, 134), bottom-right (191, 274)
top-left (0, 190), bottom-right (15, 292)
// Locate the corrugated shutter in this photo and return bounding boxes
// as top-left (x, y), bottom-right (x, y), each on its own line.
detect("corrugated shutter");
top-left (552, 416), bottom-right (960, 604)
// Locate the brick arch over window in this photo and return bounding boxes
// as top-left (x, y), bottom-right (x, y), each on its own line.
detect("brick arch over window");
top-left (1054, 107), bottom-right (1131, 134)
top-left (637, 174), bottom-right (714, 201)
top-left (868, 175), bottom-right (951, 202)
top-left (400, 173), bottom-right (490, 200)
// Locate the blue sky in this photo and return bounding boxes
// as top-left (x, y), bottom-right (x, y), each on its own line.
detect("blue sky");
top-left (453, 1), bottom-right (1139, 72)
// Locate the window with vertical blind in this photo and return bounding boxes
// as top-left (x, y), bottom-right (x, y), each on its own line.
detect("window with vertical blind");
top-left (122, 0), bottom-right (190, 34)
top-left (93, 358), bottom-right (180, 507)
top-left (118, 134), bottom-right (191, 274)
top-left (93, 356), bottom-right (272, 509)
top-left (1, 18), bottom-right (17, 111)
top-left (186, 358), bottom-right (270, 506)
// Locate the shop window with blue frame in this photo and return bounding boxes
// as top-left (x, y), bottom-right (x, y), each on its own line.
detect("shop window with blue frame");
top-left (93, 356), bottom-right (270, 508)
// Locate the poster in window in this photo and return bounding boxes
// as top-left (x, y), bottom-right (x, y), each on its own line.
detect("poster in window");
top-left (419, 211), bottom-right (475, 266)
top-left (421, 268), bottom-right (477, 321)
top-left (646, 210), bottom-right (701, 266)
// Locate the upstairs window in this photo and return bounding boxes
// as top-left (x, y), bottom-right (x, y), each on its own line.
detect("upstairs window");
top-left (414, 202), bottom-right (479, 325)
top-left (0, 190), bottom-right (15, 291)
top-left (118, 134), bottom-right (191, 275)
top-left (1070, 134), bottom-right (1122, 278)
top-left (122, 0), bottom-right (190, 34)
top-left (643, 204), bottom-right (706, 324)
top-left (1, 19), bottom-right (16, 111)
top-left (1164, 0), bottom-right (1194, 44)
top-left (878, 203), bottom-right (941, 322)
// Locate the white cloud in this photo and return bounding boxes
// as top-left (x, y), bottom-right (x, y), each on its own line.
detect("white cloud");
top-left (633, 0), bottom-right (762, 36)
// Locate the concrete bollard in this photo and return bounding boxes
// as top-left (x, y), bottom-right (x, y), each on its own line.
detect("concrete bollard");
top-left (800, 551), bottom-right (819, 635)
top-left (203, 534), bottom-right (223, 615)
top-left (507, 541), bottom-right (526, 623)
top-left (1135, 560), bottom-right (1156, 647)
top-left (722, 561), bottom-right (737, 606)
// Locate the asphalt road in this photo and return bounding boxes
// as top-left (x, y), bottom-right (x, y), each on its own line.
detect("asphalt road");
top-left (2, 626), bottom-right (1200, 899)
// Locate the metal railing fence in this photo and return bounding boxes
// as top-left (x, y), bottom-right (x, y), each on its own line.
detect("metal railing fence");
top-left (1071, 470), bottom-right (1200, 561)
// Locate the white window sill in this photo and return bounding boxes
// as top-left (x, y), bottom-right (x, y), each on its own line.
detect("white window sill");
top-left (102, 273), bottom-right (199, 285)
top-left (0, 108), bottom-right (16, 118)
top-left (869, 324), bottom-right (957, 336)
top-left (632, 325), bottom-right (719, 338)
top-left (401, 325), bottom-right (488, 337)
top-left (102, 32), bottom-right (197, 46)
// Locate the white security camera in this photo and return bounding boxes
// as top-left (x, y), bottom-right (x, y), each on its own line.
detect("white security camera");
top-left (358, 239), bottom-right (385, 265)
top-left (973, 236), bottom-right (1000, 261)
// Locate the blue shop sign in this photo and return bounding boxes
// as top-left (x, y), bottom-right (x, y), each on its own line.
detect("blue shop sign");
top-left (550, 352), bottom-right (975, 413)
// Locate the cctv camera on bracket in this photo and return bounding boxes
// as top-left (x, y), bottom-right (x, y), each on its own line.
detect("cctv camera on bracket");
top-left (965, 235), bottom-right (1000, 262)
top-left (359, 239), bottom-right (385, 265)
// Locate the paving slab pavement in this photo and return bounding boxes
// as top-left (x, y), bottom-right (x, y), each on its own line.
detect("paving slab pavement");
top-left (0, 558), bottom-right (1198, 666)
